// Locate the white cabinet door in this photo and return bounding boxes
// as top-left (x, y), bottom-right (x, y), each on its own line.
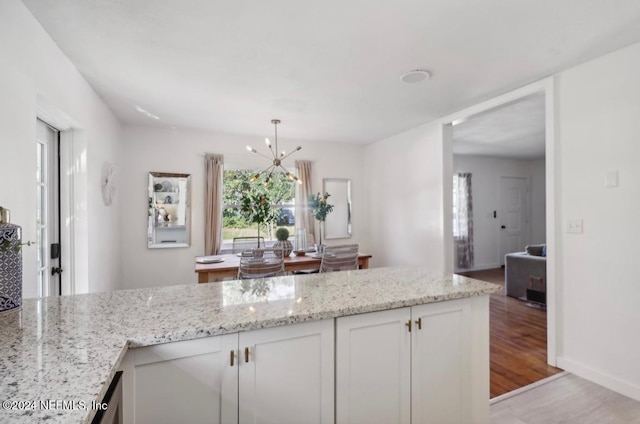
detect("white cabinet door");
top-left (238, 319), bottom-right (334, 424)
top-left (335, 297), bottom-right (490, 424)
top-left (411, 299), bottom-right (469, 424)
top-left (132, 334), bottom-right (238, 424)
top-left (336, 308), bottom-right (411, 424)
top-left (411, 296), bottom-right (489, 424)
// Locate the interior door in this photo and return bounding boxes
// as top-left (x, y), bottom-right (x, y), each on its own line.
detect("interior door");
top-left (36, 118), bottom-right (60, 297)
top-left (499, 176), bottom-right (529, 264)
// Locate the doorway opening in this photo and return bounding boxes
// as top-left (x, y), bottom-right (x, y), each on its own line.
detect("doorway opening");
top-left (447, 85), bottom-right (561, 397)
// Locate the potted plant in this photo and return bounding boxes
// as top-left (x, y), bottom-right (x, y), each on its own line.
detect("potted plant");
top-left (241, 192), bottom-right (278, 247)
top-left (308, 192), bottom-right (334, 250)
top-left (273, 227), bottom-right (293, 257)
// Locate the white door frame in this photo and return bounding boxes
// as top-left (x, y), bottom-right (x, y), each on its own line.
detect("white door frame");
top-left (441, 77), bottom-right (557, 366)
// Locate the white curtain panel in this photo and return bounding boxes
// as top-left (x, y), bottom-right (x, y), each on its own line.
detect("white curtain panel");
top-left (295, 160), bottom-right (315, 242)
top-left (205, 154), bottom-right (224, 255)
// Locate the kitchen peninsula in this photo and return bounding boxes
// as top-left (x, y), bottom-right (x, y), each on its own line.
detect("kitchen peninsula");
top-left (0, 267), bottom-right (501, 424)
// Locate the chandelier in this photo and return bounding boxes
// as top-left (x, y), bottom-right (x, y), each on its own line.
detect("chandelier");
top-left (246, 119), bottom-right (302, 184)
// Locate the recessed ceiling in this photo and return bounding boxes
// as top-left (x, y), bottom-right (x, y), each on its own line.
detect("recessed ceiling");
top-left (452, 92), bottom-right (545, 160)
top-left (21, 0), bottom-right (640, 143)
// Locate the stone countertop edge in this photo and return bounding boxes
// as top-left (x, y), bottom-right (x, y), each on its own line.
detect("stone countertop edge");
top-left (125, 288), bottom-right (500, 348)
top-left (0, 267), bottom-right (501, 424)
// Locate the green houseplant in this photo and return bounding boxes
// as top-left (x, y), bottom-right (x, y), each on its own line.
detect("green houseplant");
top-left (273, 227), bottom-right (293, 257)
top-left (240, 192), bottom-right (278, 247)
top-left (308, 192), bottom-right (334, 247)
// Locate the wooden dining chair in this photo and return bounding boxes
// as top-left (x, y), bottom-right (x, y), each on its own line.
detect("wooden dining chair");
top-left (319, 244), bottom-right (359, 273)
top-left (232, 236), bottom-right (265, 254)
top-left (237, 247), bottom-right (285, 279)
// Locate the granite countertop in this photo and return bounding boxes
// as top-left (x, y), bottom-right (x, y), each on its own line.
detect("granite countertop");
top-left (0, 267), bottom-right (501, 423)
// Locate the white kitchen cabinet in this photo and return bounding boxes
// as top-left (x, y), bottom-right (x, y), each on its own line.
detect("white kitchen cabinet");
top-left (122, 319), bottom-right (334, 424)
top-left (127, 334), bottom-right (238, 424)
top-left (336, 297), bottom-right (489, 424)
top-left (336, 307), bottom-right (411, 424)
top-left (238, 319), bottom-right (334, 424)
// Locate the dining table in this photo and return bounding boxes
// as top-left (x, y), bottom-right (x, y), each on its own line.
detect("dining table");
top-left (194, 252), bottom-right (372, 283)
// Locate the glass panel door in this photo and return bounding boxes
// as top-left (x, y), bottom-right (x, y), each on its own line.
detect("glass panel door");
top-left (36, 119), bottom-right (59, 297)
top-left (36, 139), bottom-right (48, 297)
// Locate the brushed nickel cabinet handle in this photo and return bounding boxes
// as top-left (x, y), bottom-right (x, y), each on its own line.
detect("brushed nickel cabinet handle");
top-left (405, 320), bottom-right (412, 333)
top-left (230, 350), bottom-right (235, 367)
top-left (244, 347), bottom-right (249, 363)
top-left (415, 317), bottom-right (422, 330)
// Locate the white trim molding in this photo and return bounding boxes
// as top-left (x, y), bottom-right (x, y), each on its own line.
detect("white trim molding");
top-left (440, 77), bottom-right (557, 367)
top-left (557, 357), bottom-right (640, 402)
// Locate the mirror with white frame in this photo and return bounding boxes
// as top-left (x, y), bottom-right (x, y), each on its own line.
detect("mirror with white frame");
top-left (148, 172), bottom-right (191, 248)
top-left (323, 178), bottom-right (352, 239)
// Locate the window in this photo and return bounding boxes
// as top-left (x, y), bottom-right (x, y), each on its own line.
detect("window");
top-left (222, 170), bottom-right (296, 242)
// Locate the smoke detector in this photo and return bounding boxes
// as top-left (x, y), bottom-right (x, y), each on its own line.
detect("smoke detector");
top-left (400, 69), bottom-right (431, 84)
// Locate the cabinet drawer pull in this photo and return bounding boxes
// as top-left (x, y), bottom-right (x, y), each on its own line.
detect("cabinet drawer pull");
top-left (244, 347), bottom-right (249, 363)
top-left (405, 320), bottom-right (412, 333)
top-left (415, 317), bottom-right (422, 330)
top-left (230, 350), bottom-right (235, 367)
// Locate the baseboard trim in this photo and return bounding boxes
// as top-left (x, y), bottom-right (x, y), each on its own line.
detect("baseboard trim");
top-left (455, 263), bottom-right (501, 273)
top-left (557, 356), bottom-right (640, 402)
top-left (489, 372), bottom-right (568, 405)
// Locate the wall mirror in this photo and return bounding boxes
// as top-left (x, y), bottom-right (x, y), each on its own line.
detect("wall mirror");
top-left (323, 178), bottom-right (352, 239)
top-left (148, 172), bottom-right (191, 248)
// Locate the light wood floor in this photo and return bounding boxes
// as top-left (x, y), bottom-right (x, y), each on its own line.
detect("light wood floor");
top-left (457, 268), bottom-right (563, 398)
top-left (491, 373), bottom-right (640, 424)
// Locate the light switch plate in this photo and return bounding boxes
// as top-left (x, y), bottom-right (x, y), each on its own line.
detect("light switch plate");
top-left (605, 171), bottom-right (619, 188)
top-left (567, 219), bottom-right (583, 234)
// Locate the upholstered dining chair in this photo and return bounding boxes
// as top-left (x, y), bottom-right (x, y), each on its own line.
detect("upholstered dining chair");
top-left (319, 244), bottom-right (359, 273)
top-left (232, 236), bottom-right (265, 254)
top-left (237, 247), bottom-right (285, 279)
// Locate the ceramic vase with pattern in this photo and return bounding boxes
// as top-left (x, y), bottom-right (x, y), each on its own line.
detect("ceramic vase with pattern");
top-left (0, 224), bottom-right (22, 313)
top-left (273, 240), bottom-right (293, 257)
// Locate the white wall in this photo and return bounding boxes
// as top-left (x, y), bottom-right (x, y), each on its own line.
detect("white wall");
top-left (452, 155), bottom-right (546, 271)
top-left (366, 37), bottom-right (640, 399)
top-left (120, 125), bottom-right (368, 289)
top-left (555, 41), bottom-right (640, 400)
top-left (364, 122), bottom-right (447, 270)
top-left (0, 0), bottom-right (122, 296)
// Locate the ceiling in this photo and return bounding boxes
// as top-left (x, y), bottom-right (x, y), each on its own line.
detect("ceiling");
top-left (22, 0), bottom-right (640, 144)
top-left (452, 92), bottom-right (545, 159)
